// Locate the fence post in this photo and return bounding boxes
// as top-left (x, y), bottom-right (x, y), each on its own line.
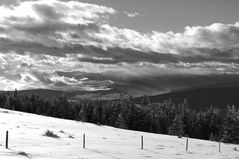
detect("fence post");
top-left (141, 135), bottom-right (144, 150)
top-left (219, 141), bottom-right (221, 152)
top-left (5, 131), bottom-right (8, 149)
top-left (83, 134), bottom-right (85, 149)
top-left (186, 137), bottom-right (188, 151)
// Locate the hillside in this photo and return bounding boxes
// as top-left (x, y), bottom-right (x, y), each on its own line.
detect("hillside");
top-left (135, 86), bottom-right (239, 111)
top-left (0, 108), bottom-right (238, 159)
top-left (3, 85), bottom-right (239, 111)
top-left (0, 88), bottom-right (123, 100)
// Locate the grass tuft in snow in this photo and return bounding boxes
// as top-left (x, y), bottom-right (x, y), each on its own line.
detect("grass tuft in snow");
top-left (68, 135), bottom-right (74, 138)
top-left (60, 130), bottom-right (65, 133)
top-left (233, 147), bottom-right (239, 151)
top-left (18, 151), bottom-right (31, 159)
top-left (43, 130), bottom-right (59, 138)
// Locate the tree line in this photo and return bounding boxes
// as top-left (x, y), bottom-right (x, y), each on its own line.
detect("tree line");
top-left (0, 90), bottom-right (239, 144)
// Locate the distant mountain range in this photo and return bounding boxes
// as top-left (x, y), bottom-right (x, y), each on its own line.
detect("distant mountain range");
top-left (2, 85), bottom-right (239, 111)
top-left (0, 88), bottom-right (122, 100)
top-left (135, 85), bottom-right (239, 111)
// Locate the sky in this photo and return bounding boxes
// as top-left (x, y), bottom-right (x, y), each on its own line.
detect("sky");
top-left (0, 0), bottom-right (239, 94)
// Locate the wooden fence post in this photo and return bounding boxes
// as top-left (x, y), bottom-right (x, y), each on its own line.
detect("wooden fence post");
top-left (5, 131), bottom-right (8, 149)
top-left (186, 137), bottom-right (188, 151)
top-left (141, 135), bottom-right (144, 150)
top-left (219, 141), bottom-right (221, 152)
top-left (83, 134), bottom-right (85, 149)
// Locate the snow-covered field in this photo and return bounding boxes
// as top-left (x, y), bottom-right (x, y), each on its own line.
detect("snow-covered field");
top-left (0, 108), bottom-right (238, 159)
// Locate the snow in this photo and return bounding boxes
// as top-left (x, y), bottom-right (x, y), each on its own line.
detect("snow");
top-left (0, 108), bottom-right (238, 159)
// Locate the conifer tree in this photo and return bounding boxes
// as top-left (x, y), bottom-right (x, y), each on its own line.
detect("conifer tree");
top-left (168, 114), bottom-right (184, 138)
top-left (115, 113), bottom-right (127, 129)
top-left (141, 95), bottom-right (151, 106)
top-left (221, 105), bottom-right (239, 143)
top-left (4, 95), bottom-right (11, 109)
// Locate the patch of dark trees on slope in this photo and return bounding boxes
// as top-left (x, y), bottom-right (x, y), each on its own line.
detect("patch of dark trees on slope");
top-left (0, 90), bottom-right (238, 144)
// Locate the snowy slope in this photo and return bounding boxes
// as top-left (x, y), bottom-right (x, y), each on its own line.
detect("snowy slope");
top-left (0, 108), bottom-right (238, 159)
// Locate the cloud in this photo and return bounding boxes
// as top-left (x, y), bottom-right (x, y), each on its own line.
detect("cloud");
top-left (0, 0), bottom-right (239, 93)
top-left (94, 23), bottom-right (239, 57)
top-left (124, 11), bottom-right (140, 18)
top-left (1, 0), bottom-right (239, 61)
top-left (0, 0), bottom-right (116, 47)
top-left (0, 52), bottom-right (117, 91)
top-left (1, 52), bottom-right (239, 93)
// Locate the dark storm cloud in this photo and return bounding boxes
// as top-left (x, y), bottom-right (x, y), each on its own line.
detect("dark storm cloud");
top-left (7, 17), bottom-right (100, 36)
top-left (78, 56), bottom-right (118, 64)
top-left (178, 47), bottom-right (239, 64)
top-left (0, 37), bottom-right (178, 63)
top-left (0, 38), bottom-right (64, 55)
top-left (2, 35), bottom-right (239, 66)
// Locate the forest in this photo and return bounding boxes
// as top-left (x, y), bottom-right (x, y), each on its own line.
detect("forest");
top-left (0, 89), bottom-right (238, 144)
